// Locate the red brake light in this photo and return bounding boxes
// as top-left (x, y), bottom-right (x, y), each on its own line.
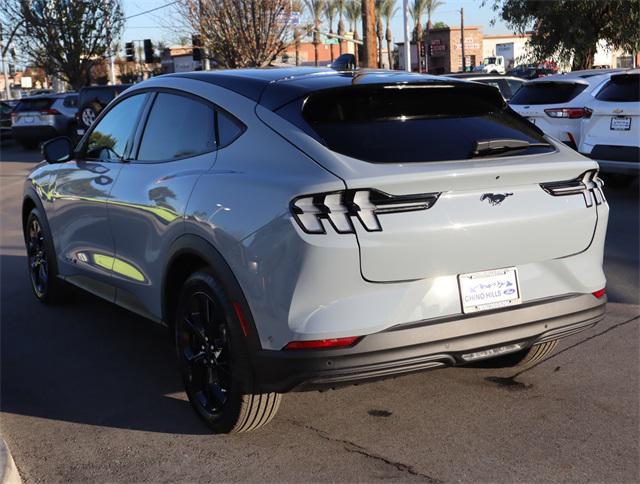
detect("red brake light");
top-left (544, 108), bottom-right (589, 119)
top-left (592, 288), bottom-right (606, 299)
top-left (40, 108), bottom-right (61, 115)
top-left (284, 336), bottom-right (361, 350)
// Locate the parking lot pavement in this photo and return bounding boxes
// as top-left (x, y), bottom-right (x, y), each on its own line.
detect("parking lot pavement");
top-left (1, 141), bottom-right (639, 482)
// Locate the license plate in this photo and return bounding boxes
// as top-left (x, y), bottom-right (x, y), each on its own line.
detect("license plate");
top-left (458, 267), bottom-right (521, 314)
top-left (610, 116), bottom-right (631, 131)
top-left (22, 115), bottom-right (34, 124)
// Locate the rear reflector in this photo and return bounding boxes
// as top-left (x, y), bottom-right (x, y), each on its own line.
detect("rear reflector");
top-left (284, 336), bottom-right (361, 350)
top-left (592, 288), bottom-right (606, 299)
top-left (232, 301), bottom-right (250, 337)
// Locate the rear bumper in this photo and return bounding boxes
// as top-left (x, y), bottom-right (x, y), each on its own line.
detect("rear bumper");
top-left (253, 293), bottom-right (606, 392)
top-left (11, 125), bottom-right (60, 142)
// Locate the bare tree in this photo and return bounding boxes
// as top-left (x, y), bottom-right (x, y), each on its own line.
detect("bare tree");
top-left (2, 0), bottom-right (124, 90)
top-left (178, 0), bottom-right (292, 68)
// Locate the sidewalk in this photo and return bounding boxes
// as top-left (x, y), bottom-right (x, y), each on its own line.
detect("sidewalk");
top-left (0, 438), bottom-right (21, 484)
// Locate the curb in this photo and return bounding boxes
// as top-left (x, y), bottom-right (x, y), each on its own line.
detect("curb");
top-left (0, 438), bottom-right (22, 484)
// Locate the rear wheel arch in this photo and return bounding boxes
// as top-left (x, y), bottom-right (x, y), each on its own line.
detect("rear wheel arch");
top-left (162, 234), bottom-right (261, 352)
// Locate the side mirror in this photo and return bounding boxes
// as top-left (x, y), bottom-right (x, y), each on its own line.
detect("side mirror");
top-left (42, 136), bottom-right (73, 164)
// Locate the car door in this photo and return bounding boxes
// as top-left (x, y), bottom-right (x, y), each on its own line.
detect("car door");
top-left (107, 90), bottom-right (220, 320)
top-left (47, 92), bottom-right (149, 301)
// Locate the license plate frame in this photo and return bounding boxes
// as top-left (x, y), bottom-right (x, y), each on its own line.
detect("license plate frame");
top-left (610, 116), bottom-right (631, 131)
top-left (458, 267), bottom-right (522, 314)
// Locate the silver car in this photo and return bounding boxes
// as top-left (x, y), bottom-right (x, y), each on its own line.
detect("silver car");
top-left (11, 93), bottom-right (78, 149)
top-left (23, 68), bottom-right (608, 433)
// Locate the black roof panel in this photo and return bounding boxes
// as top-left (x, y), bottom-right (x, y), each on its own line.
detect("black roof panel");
top-left (171, 68), bottom-right (472, 110)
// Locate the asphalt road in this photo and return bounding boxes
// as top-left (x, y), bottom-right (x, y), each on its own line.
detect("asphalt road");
top-left (1, 140), bottom-right (638, 483)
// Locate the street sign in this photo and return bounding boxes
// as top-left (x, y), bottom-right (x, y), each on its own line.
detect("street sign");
top-left (323, 38), bottom-right (339, 45)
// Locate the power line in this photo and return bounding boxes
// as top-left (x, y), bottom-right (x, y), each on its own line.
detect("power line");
top-left (124, 1), bottom-right (179, 21)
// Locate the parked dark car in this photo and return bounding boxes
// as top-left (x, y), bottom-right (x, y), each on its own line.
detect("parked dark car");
top-left (76, 84), bottom-right (132, 136)
top-left (508, 65), bottom-right (557, 80)
top-left (10, 93), bottom-right (78, 149)
top-left (0, 100), bottom-right (18, 141)
top-left (444, 73), bottom-right (525, 101)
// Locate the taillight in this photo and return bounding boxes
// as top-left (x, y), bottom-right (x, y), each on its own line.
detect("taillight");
top-left (592, 288), bottom-right (606, 299)
top-left (291, 189), bottom-right (440, 235)
top-left (544, 108), bottom-right (589, 119)
top-left (40, 108), bottom-right (61, 115)
top-left (284, 336), bottom-right (361, 350)
top-left (540, 169), bottom-right (605, 207)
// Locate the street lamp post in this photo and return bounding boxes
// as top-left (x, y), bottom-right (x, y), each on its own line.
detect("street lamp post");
top-left (402, 0), bottom-right (411, 72)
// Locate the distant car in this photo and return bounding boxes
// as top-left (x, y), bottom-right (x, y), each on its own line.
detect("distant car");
top-left (508, 65), bottom-right (557, 80)
top-left (509, 73), bottom-right (610, 149)
top-left (579, 70), bottom-right (639, 176)
top-left (10, 93), bottom-right (78, 149)
top-left (76, 84), bottom-right (131, 136)
top-left (445, 73), bottom-right (524, 101)
top-left (0, 100), bottom-right (18, 141)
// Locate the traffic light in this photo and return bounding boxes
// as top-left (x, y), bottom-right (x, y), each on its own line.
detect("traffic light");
top-left (428, 44), bottom-right (433, 56)
top-left (419, 42), bottom-right (426, 58)
top-left (143, 39), bottom-right (154, 64)
top-left (192, 35), bottom-right (202, 62)
top-left (125, 42), bottom-right (135, 62)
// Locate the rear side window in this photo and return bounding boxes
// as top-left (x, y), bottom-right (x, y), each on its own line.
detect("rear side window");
top-left (15, 98), bottom-right (54, 112)
top-left (137, 92), bottom-right (216, 161)
top-left (63, 95), bottom-right (78, 108)
top-left (510, 82), bottom-right (588, 105)
top-left (595, 75), bottom-right (640, 102)
top-left (280, 84), bottom-right (552, 163)
top-left (216, 110), bottom-right (245, 147)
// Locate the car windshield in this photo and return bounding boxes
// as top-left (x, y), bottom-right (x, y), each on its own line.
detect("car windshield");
top-left (278, 83), bottom-right (554, 163)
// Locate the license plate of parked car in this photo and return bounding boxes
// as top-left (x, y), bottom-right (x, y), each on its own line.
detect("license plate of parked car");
top-left (459, 267), bottom-right (522, 314)
top-left (610, 116), bottom-right (631, 131)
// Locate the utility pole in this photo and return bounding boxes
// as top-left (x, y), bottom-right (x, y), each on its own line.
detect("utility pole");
top-left (0, 26), bottom-right (10, 100)
top-left (106, 0), bottom-right (115, 84)
top-left (361, 0), bottom-right (376, 68)
top-left (460, 7), bottom-right (466, 72)
top-left (402, 0), bottom-right (411, 72)
top-left (198, 0), bottom-right (210, 70)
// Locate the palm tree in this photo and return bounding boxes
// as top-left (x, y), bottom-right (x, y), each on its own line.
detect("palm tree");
top-left (324, 0), bottom-right (338, 61)
top-left (410, 0), bottom-right (428, 43)
top-left (375, 0), bottom-right (384, 68)
top-left (305, 0), bottom-right (326, 66)
top-left (335, 0), bottom-right (346, 55)
top-left (344, 0), bottom-right (362, 60)
top-left (292, 0), bottom-right (305, 65)
top-left (379, 0), bottom-right (397, 69)
top-left (424, 0), bottom-right (443, 72)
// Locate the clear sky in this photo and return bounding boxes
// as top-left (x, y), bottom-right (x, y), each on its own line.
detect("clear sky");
top-left (121, 0), bottom-right (514, 47)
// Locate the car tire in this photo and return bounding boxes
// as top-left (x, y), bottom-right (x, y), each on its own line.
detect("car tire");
top-left (175, 269), bottom-right (281, 433)
top-left (24, 208), bottom-right (69, 304)
top-left (465, 340), bottom-right (559, 369)
top-left (80, 103), bottom-right (100, 129)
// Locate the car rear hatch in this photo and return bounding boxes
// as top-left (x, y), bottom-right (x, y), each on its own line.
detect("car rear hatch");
top-left (582, 73), bottom-right (640, 157)
top-left (12, 97), bottom-right (57, 126)
top-left (509, 80), bottom-right (591, 144)
top-left (278, 80), bottom-right (602, 283)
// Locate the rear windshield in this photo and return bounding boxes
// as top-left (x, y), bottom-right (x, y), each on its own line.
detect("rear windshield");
top-left (15, 98), bottom-right (54, 112)
top-left (510, 82), bottom-right (587, 105)
top-left (595, 74), bottom-right (640, 102)
top-left (278, 84), bottom-right (553, 163)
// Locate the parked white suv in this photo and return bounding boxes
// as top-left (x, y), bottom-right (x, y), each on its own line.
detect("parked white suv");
top-left (509, 72), bottom-right (612, 149)
top-left (579, 70), bottom-right (640, 176)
